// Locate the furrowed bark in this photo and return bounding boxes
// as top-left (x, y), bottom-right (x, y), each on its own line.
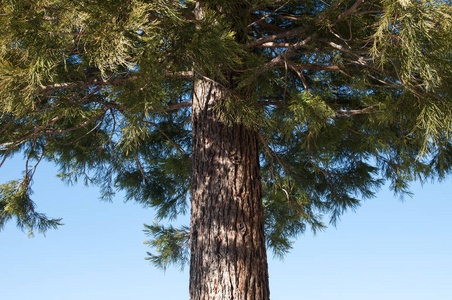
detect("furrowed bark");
top-left (190, 79), bottom-right (270, 300)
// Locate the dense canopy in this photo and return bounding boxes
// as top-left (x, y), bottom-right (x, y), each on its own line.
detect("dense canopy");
top-left (1, 0), bottom-right (451, 271)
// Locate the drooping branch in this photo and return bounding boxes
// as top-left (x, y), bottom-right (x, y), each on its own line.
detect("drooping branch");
top-left (258, 131), bottom-right (293, 176)
top-left (40, 109), bottom-right (108, 135)
top-left (0, 108), bottom-right (109, 167)
top-left (140, 119), bottom-right (187, 154)
top-left (0, 86), bottom-right (107, 162)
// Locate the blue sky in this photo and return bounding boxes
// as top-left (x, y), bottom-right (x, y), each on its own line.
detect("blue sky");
top-left (1, 156), bottom-right (451, 300)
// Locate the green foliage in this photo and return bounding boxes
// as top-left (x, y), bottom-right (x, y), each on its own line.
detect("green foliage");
top-left (370, 0), bottom-right (452, 154)
top-left (263, 179), bottom-right (325, 258)
top-left (0, 179), bottom-right (63, 237)
top-left (1, 0), bottom-right (452, 269)
top-left (372, 0), bottom-right (452, 87)
top-left (143, 222), bottom-right (190, 271)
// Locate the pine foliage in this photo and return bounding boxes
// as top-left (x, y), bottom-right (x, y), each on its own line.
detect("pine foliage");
top-left (1, 0), bottom-right (452, 268)
top-left (143, 222), bottom-right (190, 271)
top-left (0, 179), bottom-right (63, 236)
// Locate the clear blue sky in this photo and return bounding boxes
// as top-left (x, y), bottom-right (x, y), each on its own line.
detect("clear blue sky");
top-left (1, 155), bottom-right (451, 300)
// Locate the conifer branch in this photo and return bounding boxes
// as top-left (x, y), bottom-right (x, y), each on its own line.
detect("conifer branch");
top-left (256, 42), bottom-right (291, 48)
top-left (277, 62), bottom-right (341, 72)
top-left (159, 101), bottom-right (193, 112)
top-left (56, 117), bottom-right (105, 146)
top-left (136, 155), bottom-right (152, 185)
top-left (99, 101), bottom-right (192, 114)
top-left (249, 18), bottom-right (288, 32)
top-left (0, 115), bottom-right (63, 163)
top-left (347, 127), bottom-right (369, 136)
top-left (0, 119), bottom-right (15, 137)
top-left (258, 101), bottom-right (381, 118)
top-left (24, 140), bottom-right (47, 185)
top-left (139, 119), bottom-right (186, 154)
top-left (287, 63), bottom-right (310, 90)
top-left (336, 105), bottom-right (381, 116)
top-left (253, 35), bottom-right (314, 77)
top-left (166, 71), bottom-right (194, 80)
top-left (40, 110), bottom-right (108, 135)
top-left (39, 77), bottom-right (138, 93)
top-left (245, 27), bottom-right (306, 49)
top-left (336, 0), bottom-right (366, 22)
top-left (352, 10), bottom-right (383, 15)
top-left (320, 40), bottom-right (372, 66)
top-left (0, 107), bottom-right (108, 167)
top-left (258, 131), bottom-right (293, 175)
top-left (39, 71), bottom-right (193, 94)
top-left (105, 109), bottom-right (126, 169)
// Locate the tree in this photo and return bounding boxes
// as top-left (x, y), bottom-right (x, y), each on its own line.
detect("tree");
top-left (1, 0), bottom-right (452, 299)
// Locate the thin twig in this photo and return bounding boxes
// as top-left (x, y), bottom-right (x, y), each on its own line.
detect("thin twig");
top-left (258, 131), bottom-right (292, 175)
top-left (337, 0), bottom-right (366, 22)
top-left (140, 119), bottom-right (186, 154)
top-left (136, 155), bottom-right (152, 185)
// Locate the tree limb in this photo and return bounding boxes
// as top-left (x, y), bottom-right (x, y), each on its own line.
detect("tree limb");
top-left (337, 0), bottom-right (366, 22)
top-left (39, 70), bottom-right (194, 94)
top-left (277, 62), bottom-right (341, 72)
top-left (335, 104), bottom-right (381, 116)
top-left (39, 77), bottom-right (138, 93)
top-left (245, 27), bottom-right (306, 49)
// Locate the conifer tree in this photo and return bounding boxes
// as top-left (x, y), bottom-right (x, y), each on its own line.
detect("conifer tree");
top-left (1, 1), bottom-right (452, 299)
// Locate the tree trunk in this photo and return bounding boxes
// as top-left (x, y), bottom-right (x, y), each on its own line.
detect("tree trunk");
top-left (190, 79), bottom-right (270, 300)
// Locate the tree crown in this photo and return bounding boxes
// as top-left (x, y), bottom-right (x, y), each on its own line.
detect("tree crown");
top-left (1, 0), bottom-right (451, 266)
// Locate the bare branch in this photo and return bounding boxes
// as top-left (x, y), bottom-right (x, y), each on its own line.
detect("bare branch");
top-left (337, 0), bottom-right (366, 21)
top-left (287, 63), bottom-right (310, 90)
top-left (352, 10), bottom-right (383, 15)
top-left (161, 101), bottom-right (193, 112)
top-left (39, 76), bottom-right (138, 93)
top-left (336, 104), bottom-right (381, 116)
top-left (166, 71), bottom-right (194, 80)
top-left (245, 27), bottom-right (306, 49)
top-left (320, 39), bottom-right (371, 66)
top-left (0, 119), bottom-right (15, 136)
top-left (256, 35), bottom-right (314, 76)
top-left (256, 42), bottom-right (291, 48)
top-left (39, 70), bottom-right (193, 94)
top-left (279, 62), bottom-right (341, 72)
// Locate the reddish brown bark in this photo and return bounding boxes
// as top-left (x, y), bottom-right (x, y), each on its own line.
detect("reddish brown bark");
top-left (189, 79), bottom-right (270, 300)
